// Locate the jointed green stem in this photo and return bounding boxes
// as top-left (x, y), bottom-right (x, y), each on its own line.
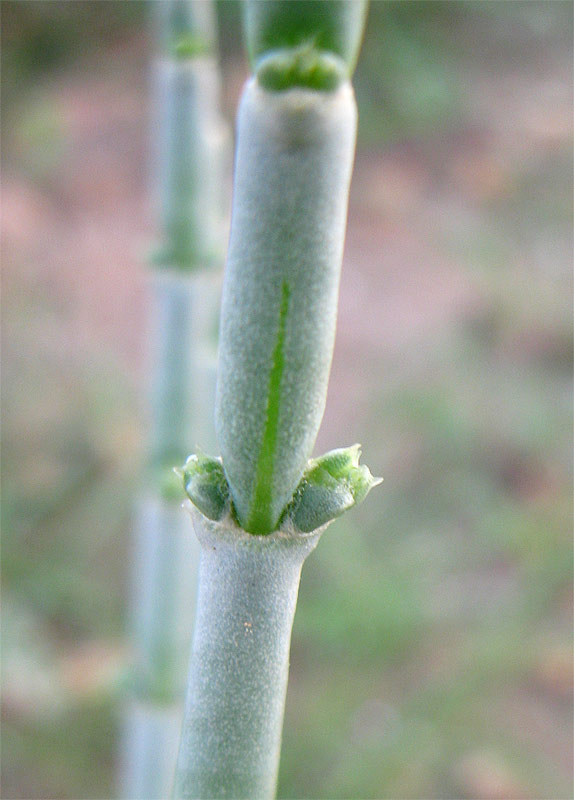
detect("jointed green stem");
top-left (120, 3), bottom-right (225, 799)
top-left (215, 80), bottom-right (358, 532)
top-left (174, 4), bottom-right (377, 797)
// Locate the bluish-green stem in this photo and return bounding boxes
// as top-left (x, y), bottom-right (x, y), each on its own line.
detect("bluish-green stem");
top-left (121, 496), bottom-right (200, 800)
top-left (173, 70), bottom-right (379, 800)
top-left (152, 52), bottom-right (227, 271)
top-left (120, 2), bottom-right (227, 798)
top-left (216, 78), bottom-right (357, 534)
top-left (130, 272), bottom-right (220, 704)
top-left (149, 271), bottom-right (219, 471)
top-left (121, 273), bottom-right (220, 800)
top-left (173, 507), bottom-right (324, 800)
top-left (173, 450), bottom-right (377, 800)
top-left (173, 4), bottom-right (375, 798)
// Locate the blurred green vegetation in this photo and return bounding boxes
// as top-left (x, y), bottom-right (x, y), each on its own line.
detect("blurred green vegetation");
top-left (2, 1), bottom-right (572, 798)
top-left (281, 302), bottom-right (572, 797)
top-left (4, 0), bottom-right (573, 143)
top-left (1, 1), bottom-right (142, 81)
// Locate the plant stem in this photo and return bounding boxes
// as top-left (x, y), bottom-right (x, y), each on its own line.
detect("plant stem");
top-left (172, 4), bottom-right (373, 797)
top-left (120, 274), bottom-right (218, 800)
top-left (173, 508), bottom-right (323, 800)
top-left (149, 271), bottom-right (219, 471)
top-left (120, 2), bottom-right (227, 798)
top-left (121, 497), bottom-right (200, 800)
top-left (152, 1), bottom-right (227, 271)
top-left (216, 78), bottom-right (357, 534)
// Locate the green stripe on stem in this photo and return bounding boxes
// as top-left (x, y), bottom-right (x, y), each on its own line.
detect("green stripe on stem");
top-left (247, 281), bottom-right (290, 534)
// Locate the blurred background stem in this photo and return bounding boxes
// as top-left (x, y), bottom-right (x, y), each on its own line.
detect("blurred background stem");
top-left (118, 3), bottom-right (227, 798)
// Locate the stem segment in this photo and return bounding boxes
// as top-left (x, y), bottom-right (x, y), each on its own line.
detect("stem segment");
top-left (172, 508), bottom-right (324, 799)
top-left (120, 4), bottom-right (227, 798)
top-left (215, 79), bottom-right (357, 534)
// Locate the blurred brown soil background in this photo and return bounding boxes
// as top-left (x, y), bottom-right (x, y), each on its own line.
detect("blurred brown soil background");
top-left (2, 3), bottom-right (573, 799)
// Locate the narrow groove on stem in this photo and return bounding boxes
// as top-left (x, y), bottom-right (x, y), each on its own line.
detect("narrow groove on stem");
top-left (247, 280), bottom-right (291, 534)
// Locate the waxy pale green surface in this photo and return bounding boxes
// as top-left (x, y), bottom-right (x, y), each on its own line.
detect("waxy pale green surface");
top-left (152, 58), bottom-right (226, 272)
top-left (173, 4), bottom-right (378, 797)
top-left (215, 79), bottom-right (357, 534)
top-left (148, 272), bottom-right (217, 473)
top-left (173, 508), bottom-right (324, 799)
top-left (120, 4), bottom-right (226, 798)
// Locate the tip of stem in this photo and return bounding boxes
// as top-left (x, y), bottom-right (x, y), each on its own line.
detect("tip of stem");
top-left (255, 44), bottom-right (347, 92)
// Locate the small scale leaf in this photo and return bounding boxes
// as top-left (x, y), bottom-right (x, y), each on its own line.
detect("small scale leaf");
top-left (181, 454), bottom-right (230, 521)
top-left (288, 482), bottom-right (354, 532)
top-left (256, 46), bottom-right (346, 92)
top-left (349, 465), bottom-right (382, 504)
top-left (286, 445), bottom-right (382, 532)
